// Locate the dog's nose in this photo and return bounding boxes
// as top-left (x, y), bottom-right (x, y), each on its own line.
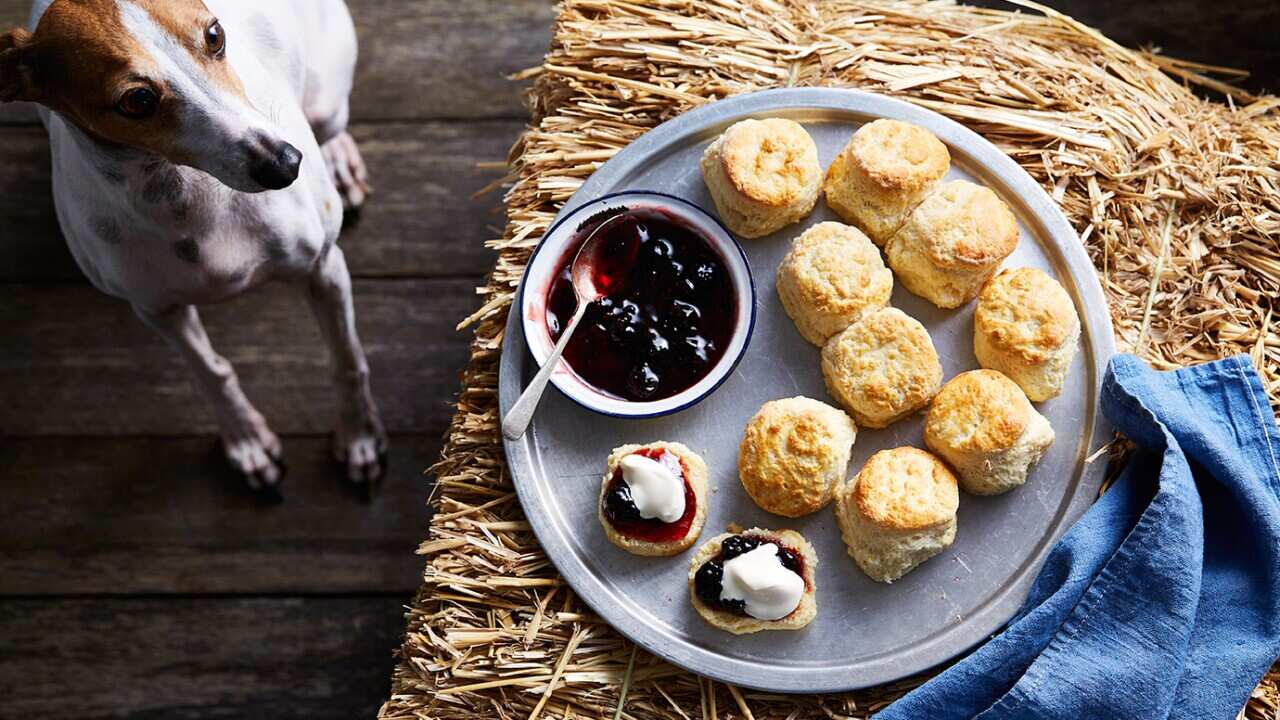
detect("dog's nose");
top-left (249, 141), bottom-right (302, 190)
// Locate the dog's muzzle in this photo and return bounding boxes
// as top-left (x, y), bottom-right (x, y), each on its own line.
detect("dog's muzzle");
top-left (249, 140), bottom-right (303, 191)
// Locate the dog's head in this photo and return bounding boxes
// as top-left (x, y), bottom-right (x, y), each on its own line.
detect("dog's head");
top-left (0, 0), bottom-right (300, 192)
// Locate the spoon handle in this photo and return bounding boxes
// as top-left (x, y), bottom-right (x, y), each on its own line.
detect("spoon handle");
top-left (502, 304), bottom-right (588, 441)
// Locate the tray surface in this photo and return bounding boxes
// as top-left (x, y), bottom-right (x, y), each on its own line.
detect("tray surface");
top-left (498, 88), bottom-right (1115, 693)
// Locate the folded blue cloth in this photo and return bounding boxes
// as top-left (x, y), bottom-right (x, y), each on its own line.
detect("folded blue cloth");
top-left (877, 354), bottom-right (1280, 720)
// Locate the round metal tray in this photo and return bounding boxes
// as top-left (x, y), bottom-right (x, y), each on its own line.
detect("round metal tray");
top-left (498, 88), bottom-right (1115, 693)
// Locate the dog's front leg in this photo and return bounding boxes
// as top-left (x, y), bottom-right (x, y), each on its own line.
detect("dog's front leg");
top-left (135, 304), bottom-right (286, 502)
top-left (305, 246), bottom-right (388, 495)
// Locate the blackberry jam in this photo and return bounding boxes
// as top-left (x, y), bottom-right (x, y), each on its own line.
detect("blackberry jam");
top-left (693, 533), bottom-right (805, 617)
top-left (602, 447), bottom-right (696, 543)
top-left (545, 211), bottom-right (736, 401)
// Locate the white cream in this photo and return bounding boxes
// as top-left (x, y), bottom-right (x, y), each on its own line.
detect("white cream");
top-left (719, 543), bottom-right (804, 620)
top-left (619, 453), bottom-right (686, 523)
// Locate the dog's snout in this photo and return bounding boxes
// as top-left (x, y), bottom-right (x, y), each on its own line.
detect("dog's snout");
top-left (249, 140), bottom-right (302, 191)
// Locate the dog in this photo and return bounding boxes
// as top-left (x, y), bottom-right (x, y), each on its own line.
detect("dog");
top-left (0, 0), bottom-right (387, 501)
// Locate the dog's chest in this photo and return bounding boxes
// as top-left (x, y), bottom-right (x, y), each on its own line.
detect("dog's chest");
top-left (61, 158), bottom-right (340, 308)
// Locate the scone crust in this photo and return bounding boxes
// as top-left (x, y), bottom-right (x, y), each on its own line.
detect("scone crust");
top-left (851, 447), bottom-right (959, 532)
top-left (894, 180), bottom-right (1018, 269)
top-left (975, 267), bottom-right (1080, 364)
top-left (738, 397), bottom-right (857, 517)
top-left (823, 120), bottom-right (950, 244)
top-left (687, 527), bottom-right (818, 634)
top-left (598, 441), bottom-right (710, 556)
top-left (821, 307), bottom-right (942, 428)
top-left (701, 118), bottom-right (821, 238)
top-left (925, 370), bottom-right (1029, 454)
top-left (776, 222), bottom-right (894, 346)
top-left (849, 119), bottom-right (950, 192)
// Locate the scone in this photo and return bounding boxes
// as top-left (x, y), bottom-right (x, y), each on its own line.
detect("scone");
top-left (823, 119), bottom-right (950, 246)
top-left (738, 397), bottom-right (856, 517)
top-left (689, 527), bottom-right (817, 634)
top-left (834, 447), bottom-right (959, 583)
top-left (821, 307), bottom-right (943, 428)
top-left (598, 442), bottom-right (709, 556)
top-left (924, 370), bottom-right (1055, 495)
top-left (974, 267), bottom-right (1081, 401)
top-left (885, 180), bottom-right (1019, 309)
top-left (775, 222), bottom-right (894, 346)
top-left (700, 118), bottom-right (821, 238)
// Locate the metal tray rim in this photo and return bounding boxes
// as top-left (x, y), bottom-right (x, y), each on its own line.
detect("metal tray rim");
top-left (497, 87), bottom-right (1117, 693)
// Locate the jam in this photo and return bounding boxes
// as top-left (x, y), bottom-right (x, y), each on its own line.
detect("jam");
top-left (545, 210), bottom-right (736, 402)
top-left (602, 447), bottom-right (697, 543)
top-left (693, 533), bottom-right (805, 616)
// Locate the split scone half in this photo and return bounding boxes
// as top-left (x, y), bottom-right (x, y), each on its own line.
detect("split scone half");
top-left (738, 397), bottom-right (856, 518)
top-left (885, 180), bottom-right (1019, 309)
top-left (974, 267), bottom-right (1081, 402)
top-left (775, 221), bottom-right (894, 346)
top-left (924, 370), bottom-right (1055, 496)
top-left (821, 306), bottom-right (943, 428)
top-left (834, 447), bottom-right (959, 583)
top-left (700, 118), bottom-right (821, 238)
top-left (688, 527), bottom-right (818, 634)
top-left (823, 118), bottom-right (950, 246)
top-left (598, 441), bottom-right (709, 556)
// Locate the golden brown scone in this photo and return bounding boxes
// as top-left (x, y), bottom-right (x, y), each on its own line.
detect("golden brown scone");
top-left (688, 527), bottom-right (818, 634)
top-left (738, 397), bottom-right (856, 517)
top-left (775, 222), bottom-right (894, 346)
top-left (974, 267), bottom-right (1081, 401)
top-left (924, 370), bottom-right (1055, 495)
top-left (598, 442), bottom-right (709, 556)
top-left (821, 307), bottom-right (943, 428)
top-left (834, 447), bottom-right (959, 583)
top-left (823, 119), bottom-right (950, 246)
top-left (885, 180), bottom-right (1019, 309)
top-left (700, 118), bottom-right (821, 238)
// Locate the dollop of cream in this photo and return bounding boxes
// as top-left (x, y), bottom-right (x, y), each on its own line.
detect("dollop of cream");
top-left (620, 453), bottom-right (686, 523)
top-left (719, 543), bottom-right (804, 620)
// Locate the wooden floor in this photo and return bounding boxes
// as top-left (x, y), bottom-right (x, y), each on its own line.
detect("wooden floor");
top-left (0, 1), bottom-right (1274, 718)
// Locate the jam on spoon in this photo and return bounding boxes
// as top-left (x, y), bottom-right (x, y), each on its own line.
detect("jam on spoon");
top-left (545, 210), bottom-right (736, 402)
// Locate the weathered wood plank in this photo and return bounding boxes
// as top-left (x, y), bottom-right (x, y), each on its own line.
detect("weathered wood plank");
top-left (0, 278), bottom-right (479, 436)
top-left (0, 121), bottom-right (519, 281)
top-left (0, 596), bottom-right (406, 719)
top-left (0, 435), bottom-right (435, 595)
top-left (0, 0), bottom-right (553, 125)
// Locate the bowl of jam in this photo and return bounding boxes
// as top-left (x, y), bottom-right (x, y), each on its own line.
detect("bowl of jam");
top-left (520, 191), bottom-right (755, 418)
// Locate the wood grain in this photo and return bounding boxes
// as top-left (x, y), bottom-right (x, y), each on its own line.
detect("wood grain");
top-left (0, 121), bottom-right (520, 281)
top-left (0, 596), bottom-right (406, 720)
top-left (0, 278), bottom-right (479, 436)
top-left (0, 0), bottom-right (554, 125)
top-left (0, 435), bottom-right (436, 595)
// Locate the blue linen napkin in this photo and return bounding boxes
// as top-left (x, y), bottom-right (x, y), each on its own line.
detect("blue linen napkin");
top-left (876, 354), bottom-right (1280, 720)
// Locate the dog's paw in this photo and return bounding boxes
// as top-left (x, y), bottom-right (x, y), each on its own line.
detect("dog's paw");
top-left (333, 421), bottom-right (388, 501)
top-left (322, 131), bottom-right (371, 211)
top-left (221, 431), bottom-right (286, 504)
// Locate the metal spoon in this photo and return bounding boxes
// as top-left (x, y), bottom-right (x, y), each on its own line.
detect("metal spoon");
top-left (502, 213), bottom-right (631, 441)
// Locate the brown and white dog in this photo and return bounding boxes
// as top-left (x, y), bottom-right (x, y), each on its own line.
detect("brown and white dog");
top-left (0, 0), bottom-right (386, 500)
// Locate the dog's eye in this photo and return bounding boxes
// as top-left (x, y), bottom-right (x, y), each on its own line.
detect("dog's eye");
top-left (117, 87), bottom-right (159, 120)
top-left (205, 20), bottom-right (225, 57)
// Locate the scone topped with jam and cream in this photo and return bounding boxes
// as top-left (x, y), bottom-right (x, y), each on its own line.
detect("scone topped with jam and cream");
top-left (598, 442), bottom-right (709, 556)
top-left (700, 118), bottom-right (822, 238)
top-left (689, 527), bottom-right (818, 634)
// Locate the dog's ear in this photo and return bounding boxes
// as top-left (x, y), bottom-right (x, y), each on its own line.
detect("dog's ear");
top-left (0, 28), bottom-right (42, 104)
